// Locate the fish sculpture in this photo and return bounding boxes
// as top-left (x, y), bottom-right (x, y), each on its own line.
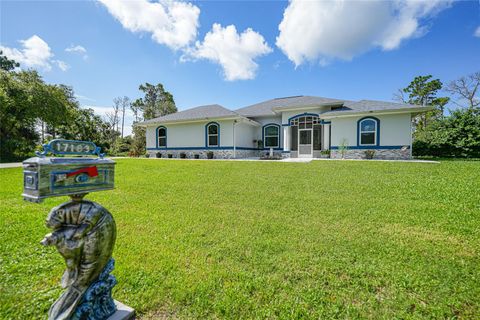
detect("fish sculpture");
top-left (41, 198), bottom-right (117, 320)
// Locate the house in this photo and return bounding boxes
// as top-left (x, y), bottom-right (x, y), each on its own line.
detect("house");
top-left (138, 95), bottom-right (431, 160)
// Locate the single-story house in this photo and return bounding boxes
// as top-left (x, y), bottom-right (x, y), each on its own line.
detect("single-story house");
top-left (138, 95), bottom-right (431, 160)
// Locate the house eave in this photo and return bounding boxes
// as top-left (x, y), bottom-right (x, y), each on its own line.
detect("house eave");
top-left (136, 115), bottom-right (260, 127)
top-left (272, 102), bottom-right (344, 113)
top-left (319, 106), bottom-right (434, 119)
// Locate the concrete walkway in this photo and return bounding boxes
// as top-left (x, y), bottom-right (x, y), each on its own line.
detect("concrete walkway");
top-left (0, 162), bottom-right (22, 168)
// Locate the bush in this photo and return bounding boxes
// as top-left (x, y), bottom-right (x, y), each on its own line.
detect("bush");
top-left (156, 152), bottom-right (162, 158)
top-left (145, 153), bottom-right (150, 158)
top-left (194, 154), bottom-right (200, 159)
top-left (180, 152), bottom-right (187, 159)
top-left (207, 151), bottom-right (214, 159)
top-left (168, 154), bottom-right (173, 158)
top-left (364, 150), bottom-right (375, 159)
top-left (413, 108), bottom-right (480, 158)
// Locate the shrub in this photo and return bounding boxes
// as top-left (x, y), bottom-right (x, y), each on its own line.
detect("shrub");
top-left (320, 150), bottom-right (331, 158)
top-left (194, 154), bottom-right (200, 159)
top-left (156, 152), bottom-right (162, 158)
top-left (145, 153), bottom-right (150, 158)
top-left (207, 151), bottom-right (214, 159)
top-left (413, 108), bottom-right (480, 158)
top-left (167, 154), bottom-right (173, 158)
top-left (180, 152), bottom-right (187, 159)
top-left (364, 150), bottom-right (375, 159)
top-left (338, 139), bottom-right (349, 159)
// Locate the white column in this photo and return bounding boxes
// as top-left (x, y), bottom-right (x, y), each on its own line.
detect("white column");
top-left (283, 126), bottom-right (290, 151)
top-left (323, 124), bottom-right (330, 149)
top-left (233, 120), bottom-right (237, 158)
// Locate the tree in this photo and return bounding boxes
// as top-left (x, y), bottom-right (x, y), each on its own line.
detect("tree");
top-left (112, 96), bottom-right (130, 138)
top-left (129, 83), bottom-right (176, 156)
top-left (395, 75), bottom-right (450, 129)
top-left (413, 108), bottom-right (480, 158)
top-left (446, 71), bottom-right (480, 110)
top-left (0, 51), bottom-right (114, 161)
top-left (132, 83), bottom-right (176, 120)
top-left (0, 50), bottom-right (19, 71)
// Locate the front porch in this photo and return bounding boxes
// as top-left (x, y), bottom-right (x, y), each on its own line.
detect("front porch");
top-left (282, 114), bottom-right (331, 158)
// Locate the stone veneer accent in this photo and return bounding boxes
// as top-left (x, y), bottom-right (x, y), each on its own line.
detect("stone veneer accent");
top-left (330, 148), bottom-right (411, 160)
top-left (148, 149), bottom-right (260, 159)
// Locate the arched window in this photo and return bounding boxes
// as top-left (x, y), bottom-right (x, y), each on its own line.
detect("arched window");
top-left (358, 117), bottom-right (379, 146)
top-left (263, 124), bottom-right (280, 148)
top-left (157, 126), bottom-right (167, 148)
top-left (206, 122), bottom-right (219, 147)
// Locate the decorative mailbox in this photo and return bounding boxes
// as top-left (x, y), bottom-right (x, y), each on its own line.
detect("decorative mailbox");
top-left (22, 139), bottom-right (115, 203)
top-left (21, 140), bottom-right (133, 320)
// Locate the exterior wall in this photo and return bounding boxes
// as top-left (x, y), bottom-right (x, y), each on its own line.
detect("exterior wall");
top-left (145, 119), bottom-right (259, 158)
top-left (330, 113), bottom-right (411, 147)
top-left (234, 121), bottom-right (257, 149)
top-left (146, 119), bottom-right (258, 149)
top-left (329, 113), bottom-right (412, 159)
top-left (280, 106), bottom-right (331, 124)
top-left (331, 149), bottom-right (410, 160)
top-left (147, 149), bottom-right (259, 159)
top-left (249, 116), bottom-right (283, 151)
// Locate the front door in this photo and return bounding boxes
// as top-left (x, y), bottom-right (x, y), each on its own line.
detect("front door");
top-left (298, 129), bottom-right (313, 158)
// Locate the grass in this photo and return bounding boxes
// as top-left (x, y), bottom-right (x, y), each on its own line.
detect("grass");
top-left (1, 158), bottom-right (479, 319)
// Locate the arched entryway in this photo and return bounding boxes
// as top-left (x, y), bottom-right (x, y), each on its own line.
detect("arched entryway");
top-left (290, 115), bottom-right (322, 158)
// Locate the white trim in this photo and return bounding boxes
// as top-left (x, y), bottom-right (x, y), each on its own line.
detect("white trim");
top-left (359, 118), bottom-right (377, 146)
top-left (272, 102), bottom-right (343, 113)
top-left (207, 123), bottom-right (219, 147)
top-left (264, 125), bottom-right (280, 148)
top-left (157, 127), bottom-right (167, 147)
top-left (138, 116), bottom-right (261, 127)
top-left (320, 106), bottom-right (434, 119)
top-left (298, 128), bottom-right (313, 158)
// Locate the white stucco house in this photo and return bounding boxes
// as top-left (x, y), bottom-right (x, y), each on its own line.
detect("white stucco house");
top-left (138, 96), bottom-right (431, 160)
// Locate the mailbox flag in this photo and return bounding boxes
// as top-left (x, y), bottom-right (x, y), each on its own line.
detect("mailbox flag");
top-left (66, 166), bottom-right (99, 178)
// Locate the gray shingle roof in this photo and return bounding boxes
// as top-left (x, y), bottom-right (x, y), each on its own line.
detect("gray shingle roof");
top-left (138, 97), bottom-right (431, 125)
top-left (235, 96), bottom-right (343, 117)
top-left (321, 100), bottom-right (428, 116)
top-left (139, 104), bottom-right (240, 124)
top-left (235, 96), bottom-right (344, 117)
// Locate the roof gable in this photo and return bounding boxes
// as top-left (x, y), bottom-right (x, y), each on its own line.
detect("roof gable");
top-left (235, 95), bottom-right (344, 117)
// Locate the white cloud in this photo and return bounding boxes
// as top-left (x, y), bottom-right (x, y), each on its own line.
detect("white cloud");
top-left (475, 26), bottom-right (480, 38)
top-left (276, 0), bottom-right (453, 66)
top-left (55, 60), bottom-right (70, 71)
top-left (184, 24), bottom-right (272, 81)
top-left (66, 44), bottom-right (88, 60)
top-left (0, 35), bottom-right (55, 70)
top-left (65, 44), bottom-right (87, 54)
top-left (75, 94), bottom-right (96, 102)
top-left (98, 0), bottom-right (200, 50)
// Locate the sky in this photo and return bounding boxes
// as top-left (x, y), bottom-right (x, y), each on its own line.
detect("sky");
top-left (1, 0), bottom-right (479, 136)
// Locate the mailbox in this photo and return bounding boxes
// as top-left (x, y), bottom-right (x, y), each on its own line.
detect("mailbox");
top-left (22, 139), bottom-right (115, 203)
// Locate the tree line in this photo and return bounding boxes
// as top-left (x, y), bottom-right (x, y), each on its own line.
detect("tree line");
top-left (0, 52), bottom-right (177, 162)
top-left (1, 49), bottom-right (478, 161)
top-left (396, 72), bottom-right (480, 158)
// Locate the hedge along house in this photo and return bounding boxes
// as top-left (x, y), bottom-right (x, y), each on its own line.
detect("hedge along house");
top-left (138, 96), bottom-right (432, 160)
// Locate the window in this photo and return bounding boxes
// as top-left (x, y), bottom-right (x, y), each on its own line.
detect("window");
top-left (359, 118), bottom-right (378, 146)
top-left (157, 126), bottom-right (166, 147)
top-left (206, 123), bottom-right (219, 147)
top-left (264, 124), bottom-right (279, 148)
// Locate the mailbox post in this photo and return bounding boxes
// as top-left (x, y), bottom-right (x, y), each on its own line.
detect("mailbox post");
top-left (22, 139), bottom-right (134, 320)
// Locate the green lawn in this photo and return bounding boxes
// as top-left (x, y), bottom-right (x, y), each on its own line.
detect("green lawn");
top-left (1, 159), bottom-right (479, 319)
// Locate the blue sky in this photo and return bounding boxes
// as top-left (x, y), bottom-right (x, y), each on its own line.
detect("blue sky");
top-left (1, 0), bottom-right (479, 135)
